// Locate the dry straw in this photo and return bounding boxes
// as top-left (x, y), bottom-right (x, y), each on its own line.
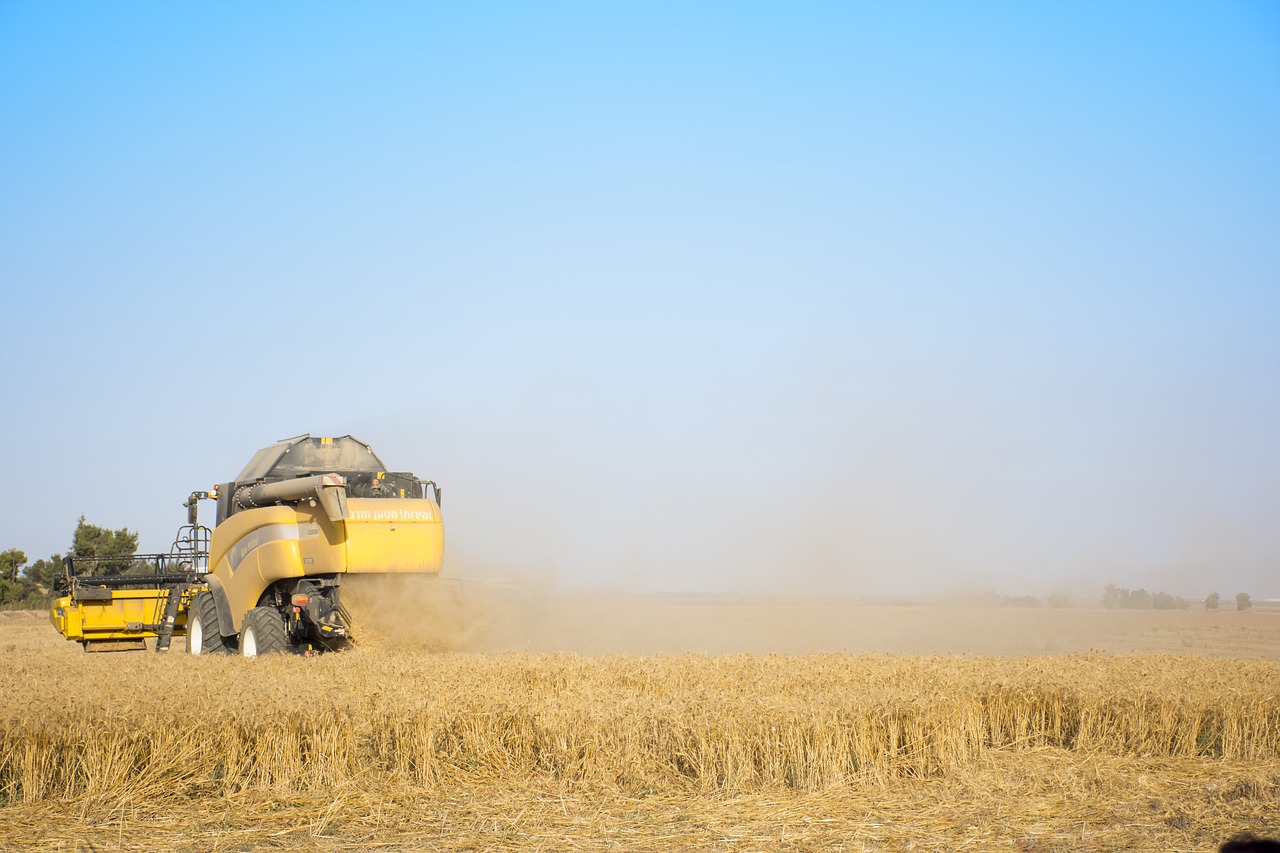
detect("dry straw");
top-left (2, 651), bottom-right (1277, 804)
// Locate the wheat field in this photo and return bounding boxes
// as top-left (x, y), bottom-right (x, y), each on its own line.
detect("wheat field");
top-left (2, 603), bottom-right (1278, 851)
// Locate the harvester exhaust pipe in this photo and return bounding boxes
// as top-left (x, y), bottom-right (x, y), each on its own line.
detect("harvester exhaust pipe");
top-left (235, 474), bottom-right (350, 523)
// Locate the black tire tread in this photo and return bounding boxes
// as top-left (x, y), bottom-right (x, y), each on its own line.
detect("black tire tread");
top-left (187, 591), bottom-right (231, 655)
top-left (241, 606), bottom-right (291, 656)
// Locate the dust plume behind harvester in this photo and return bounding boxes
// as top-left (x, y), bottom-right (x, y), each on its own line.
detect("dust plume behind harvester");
top-left (50, 435), bottom-right (445, 655)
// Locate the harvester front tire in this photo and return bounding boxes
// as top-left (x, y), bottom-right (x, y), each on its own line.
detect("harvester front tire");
top-left (187, 592), bottom-right (231, 655)
top-left (240, 607), bottom-right (291, 658)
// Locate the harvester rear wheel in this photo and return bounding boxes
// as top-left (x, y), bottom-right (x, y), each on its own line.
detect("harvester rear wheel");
top-left (240, 607), bottom-right (291, 657)
top-left (186, 592), bottom-right (231, 655)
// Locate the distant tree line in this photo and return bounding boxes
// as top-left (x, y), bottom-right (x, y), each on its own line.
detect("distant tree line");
top-left (0, 517), bottom-right (138, 607)
top-left (1204, 591), bottom-right (1253, 612)
top-left (1102, 585), bottom-right (1256, 612)
top-left (1101, 584), bottom-right (1191, 610)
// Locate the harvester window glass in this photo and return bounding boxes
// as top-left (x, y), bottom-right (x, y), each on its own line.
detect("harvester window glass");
top-left (347, 472), bottom-right (422, 499)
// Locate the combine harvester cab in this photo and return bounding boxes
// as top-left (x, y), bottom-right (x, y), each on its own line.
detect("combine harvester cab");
top-left (51, 434), bottom-right (444, 656)
top-left (192, 434), bottom-right (444, 656)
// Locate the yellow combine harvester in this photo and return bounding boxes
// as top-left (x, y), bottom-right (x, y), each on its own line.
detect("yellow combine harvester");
top-left (51, 435), bottom-right (444, 655)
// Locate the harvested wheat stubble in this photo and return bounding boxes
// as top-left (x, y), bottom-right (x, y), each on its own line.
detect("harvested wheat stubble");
top-left (3, 609), bottom-right (1278, 851)
top-left (2, 753), bottom-right (1278, 852)
top-left (2, 650), bottom-right (1277, 804)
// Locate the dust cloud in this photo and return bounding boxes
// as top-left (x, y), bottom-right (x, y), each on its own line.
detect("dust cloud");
top-left (340, 572), bottom-right (1277, 658)
top-left (418, 350), bottom-right (1280, 608)
top-left (341, 574), bottom-right (492, 652)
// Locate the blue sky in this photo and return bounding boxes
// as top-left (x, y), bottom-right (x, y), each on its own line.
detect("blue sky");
top-left (2, 1), bottom-right (1277, 598)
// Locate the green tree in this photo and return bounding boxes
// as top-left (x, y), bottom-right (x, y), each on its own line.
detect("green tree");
top-left (1205, 592), bottom-right (1220, 611)
top-left (71, 516), bottom-right (139, 576)
top-left (24, 553), bottom-right (64, 592)
top-left (1236, 592), bottom-right (1252, 612)
top-left (0, 549), bottom-right (37, 606)
top-left (0, 549), bottom-right (24, 582)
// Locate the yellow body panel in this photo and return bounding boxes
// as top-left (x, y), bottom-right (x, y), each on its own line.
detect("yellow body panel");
top-left (50, 588), bottom-right (193, 643)
top-left (344, 498), bottom-right (445, 574)
top-left (209, 497), bottom-right (444, 632)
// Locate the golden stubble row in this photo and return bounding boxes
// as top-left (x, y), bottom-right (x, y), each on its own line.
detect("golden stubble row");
top-left (1, 651), bottom-right (1277, 803)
